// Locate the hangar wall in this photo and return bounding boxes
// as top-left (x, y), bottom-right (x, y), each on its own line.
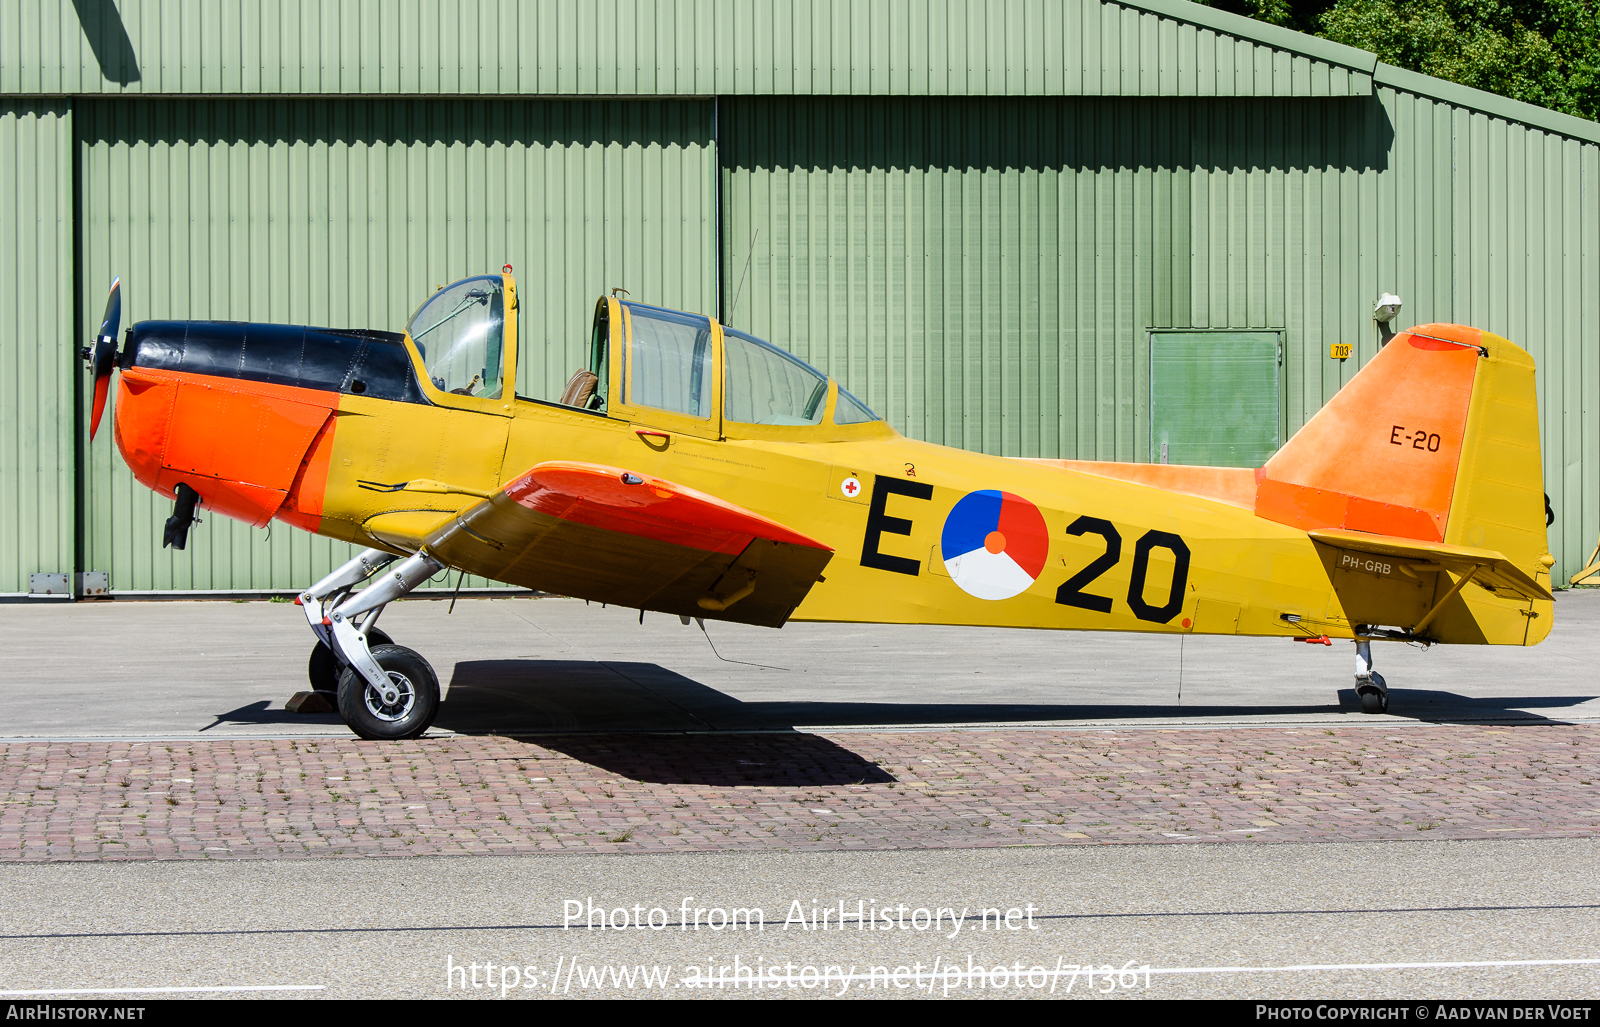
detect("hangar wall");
top-left (1377, 75), bottom-right (1600, 584)
top-left (0, 102), bottom-right (75, 597)
top-left (1, 0), bottom-right (1597, 593)
top-left (720, 94), bottom-right (1390, 462)
top-left (720, 85), bottom-right (1600, 580)
top-left (75, 97), bottom-right (714, 593)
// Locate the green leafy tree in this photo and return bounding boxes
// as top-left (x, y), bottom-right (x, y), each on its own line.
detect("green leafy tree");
top-left (1195, 0), bottom-right (1600, 121)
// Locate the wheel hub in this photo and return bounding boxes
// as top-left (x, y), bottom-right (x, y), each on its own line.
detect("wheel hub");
top-left (364, 670), bottom-right (415, 721)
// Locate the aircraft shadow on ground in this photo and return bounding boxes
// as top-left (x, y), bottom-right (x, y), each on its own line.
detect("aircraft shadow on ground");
top-left (196, 664), bottom-right (1596, 774)
top-left (1335, 688), bottom-right (1599, 723)
top-left (432, 659), bottom-right (1598, 736)
top-left (531, 733), bottom-right (897, 786)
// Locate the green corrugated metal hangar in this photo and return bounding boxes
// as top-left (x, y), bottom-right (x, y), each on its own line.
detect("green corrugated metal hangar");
top-left (2, 0), bottom-right (1597, 596)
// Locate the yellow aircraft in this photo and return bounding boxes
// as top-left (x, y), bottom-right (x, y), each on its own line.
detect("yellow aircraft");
top-left (83, 270), bottom-right (1554, 739)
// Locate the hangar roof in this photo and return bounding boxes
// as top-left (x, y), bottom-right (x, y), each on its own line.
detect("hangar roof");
top-left (4, 0), bottom-right (1373, 98)
top-left (5, 0), bottom-right (1595, 144)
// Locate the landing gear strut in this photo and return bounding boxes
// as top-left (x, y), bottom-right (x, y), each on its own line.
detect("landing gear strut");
top-left (308, 628), bottom-right (392, 691)
top-left (299, 547), bottom-right (444, 739)
top-left (1354, 639), bottom-right (1389, 715)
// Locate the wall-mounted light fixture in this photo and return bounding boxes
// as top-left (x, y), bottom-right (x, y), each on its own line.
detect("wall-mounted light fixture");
top-left (1373, 292), bottom-right (1402, 346)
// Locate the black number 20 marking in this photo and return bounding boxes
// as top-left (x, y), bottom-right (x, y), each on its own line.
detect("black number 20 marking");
top-left (1054, 518), bottom-right (1192, 624)
top-left (1126, 530), bottom-right (1191, 623)
top-left (1055, 516), bottom-right (1120, 613)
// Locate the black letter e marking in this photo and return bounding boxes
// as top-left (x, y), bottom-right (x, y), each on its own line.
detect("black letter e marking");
top-left (860, 476), bottom-right (933, 576)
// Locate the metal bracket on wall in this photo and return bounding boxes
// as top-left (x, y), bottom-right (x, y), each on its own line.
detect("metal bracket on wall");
top-left (28, 573), bottom-right (69, 597)
top-left (27, 572), bottom-right (109, 598)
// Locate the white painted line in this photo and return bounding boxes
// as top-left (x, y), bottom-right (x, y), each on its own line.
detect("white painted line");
top-left (673, 958), bottom-right (1600, 989)
top-left (1149, 958), bottom-right (1600, 976)
top-left (0, 985), bottom-right (324, 996)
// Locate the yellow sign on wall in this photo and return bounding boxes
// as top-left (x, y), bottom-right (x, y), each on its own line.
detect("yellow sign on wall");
top-left (1330, 343), bottom-right (1353, 360)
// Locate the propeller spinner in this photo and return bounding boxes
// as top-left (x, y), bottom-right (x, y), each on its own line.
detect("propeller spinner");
top-left (81, 277), bottom-right (121, 441)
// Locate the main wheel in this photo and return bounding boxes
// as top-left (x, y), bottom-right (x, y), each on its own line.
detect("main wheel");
top-left (308, 627), bottom-right (393, 691)
top-left (335, 643), bottom-right (439, 740)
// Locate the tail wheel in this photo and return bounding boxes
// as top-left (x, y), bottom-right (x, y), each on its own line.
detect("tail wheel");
top-left (307, 627), bottom-right (393, 691)
top-left (336, 644), bottom-right (439, 740)
top-left (1358, 673), bottom-right (1389, 715)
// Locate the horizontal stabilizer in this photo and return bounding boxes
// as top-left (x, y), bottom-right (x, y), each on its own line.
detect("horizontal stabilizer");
top-left (1309, 528), bottom-right (1552, 604)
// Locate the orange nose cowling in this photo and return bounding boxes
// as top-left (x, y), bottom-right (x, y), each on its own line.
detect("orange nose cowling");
top-left (114, 367), bottom-right (338, 528)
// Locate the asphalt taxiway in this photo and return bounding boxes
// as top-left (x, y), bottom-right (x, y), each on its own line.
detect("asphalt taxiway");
top-left (1, 589), bottom-right (1596, 739)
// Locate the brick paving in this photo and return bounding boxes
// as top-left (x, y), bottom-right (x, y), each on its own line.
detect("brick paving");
top-left (0, 724), bottom-right (1597, 861)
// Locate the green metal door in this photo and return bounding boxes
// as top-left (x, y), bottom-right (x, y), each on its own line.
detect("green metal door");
top-left (1149, 331), bottom-right (1282, 468)
top-left (78, 98), bottom-right (714, 593)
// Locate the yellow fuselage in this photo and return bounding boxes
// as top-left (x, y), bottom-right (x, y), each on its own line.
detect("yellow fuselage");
top-left (311, 390), bottom-right (1550, 647)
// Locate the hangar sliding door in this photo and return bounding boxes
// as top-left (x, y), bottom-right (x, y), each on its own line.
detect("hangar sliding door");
top-left (0, 102), bottom-right (74, 596)
top-left (719, 95), bottom-right (1386, 465)
top-left (721, 95), bottom-right (1196, 465)
top-left (78, 98), bottom-right (715, 593)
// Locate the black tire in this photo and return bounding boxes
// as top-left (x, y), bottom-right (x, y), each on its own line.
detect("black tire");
top-left (335, 643), bottom-right (439, 740)
top-left (1359, 685), bottom-right (1389, 715)
top-left (308, 627), bottom-right (394, 691)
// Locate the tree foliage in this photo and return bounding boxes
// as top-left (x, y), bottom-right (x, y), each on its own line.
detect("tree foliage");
top-left (1196, 0), bottom-right (1600, 121)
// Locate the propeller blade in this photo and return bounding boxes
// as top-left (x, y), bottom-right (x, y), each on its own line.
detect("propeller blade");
top-left (96, 276), bottom-right (121, 341)
top-left (90, 374), bottom-right (112, 441)
top-left (85, 277), bottom-right (121, 441)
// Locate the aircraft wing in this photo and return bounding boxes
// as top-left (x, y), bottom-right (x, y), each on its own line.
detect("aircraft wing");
top-left (1308, 528), bottom-right (1552, 603)
top-left (423, 461), bottom-right (834, 628)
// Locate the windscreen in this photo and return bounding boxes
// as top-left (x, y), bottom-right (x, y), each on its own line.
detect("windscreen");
top-left (833, 386), bottom-right (881, 424)
top-left (407, 276), bottom-right (506, 399)
top-left (723, 328), bottom-right (829, 426)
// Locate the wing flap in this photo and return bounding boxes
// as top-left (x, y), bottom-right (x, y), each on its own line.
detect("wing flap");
top-left (425, 461), bottom-right (833, 628)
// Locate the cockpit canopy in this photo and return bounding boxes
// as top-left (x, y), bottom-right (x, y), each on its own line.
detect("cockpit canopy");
top-left (407, 275), bottom-right (506, 399)
top-left (605, 300), bottom-right (882, 431)
top-left (622, 304), bottom-right (714, 419)
top-left (399, 274), bottom-right (882, 432)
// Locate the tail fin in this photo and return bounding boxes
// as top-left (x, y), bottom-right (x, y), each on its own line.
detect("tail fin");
top-left (1257, 323), bottom-right (1554, 606)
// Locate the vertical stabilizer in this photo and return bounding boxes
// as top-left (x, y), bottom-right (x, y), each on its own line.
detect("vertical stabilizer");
top-left (1255, 323), bottom-right (1555, 637)
top-left (1255, 325), bottom-right (1484, 542)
